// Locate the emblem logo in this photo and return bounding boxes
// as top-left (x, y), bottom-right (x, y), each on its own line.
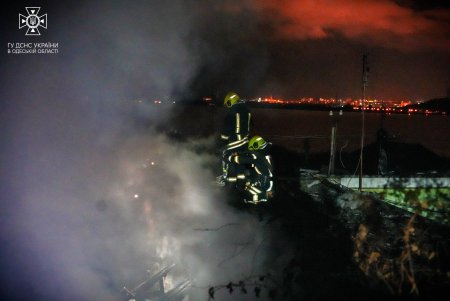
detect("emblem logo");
top-left (19, 7), bottom-right (47, 36)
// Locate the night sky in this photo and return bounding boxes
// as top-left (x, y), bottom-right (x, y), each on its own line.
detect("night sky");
top-left (0, 1), bottom-right (449, 300)
top-left (188, 0), bottom-right (450, 101)
top-left (1, 0), bottom-right (449, 101)
top-left (194, 0), bottom-right (448, 101)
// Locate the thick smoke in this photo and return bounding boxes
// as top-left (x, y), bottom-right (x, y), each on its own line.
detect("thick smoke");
top-left (1, 1), bottom-right (285, 300)
top-left (186, 1), bottom-right (271, 100)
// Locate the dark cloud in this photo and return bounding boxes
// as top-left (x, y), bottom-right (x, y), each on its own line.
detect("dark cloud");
top-left (255, 0), bottom-right (450, 52)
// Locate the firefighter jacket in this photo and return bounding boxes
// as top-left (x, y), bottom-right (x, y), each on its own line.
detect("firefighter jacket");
top-left (221, 102), bottom-right (251, 151)
top-left (228, 144), bottom-right (273, 191)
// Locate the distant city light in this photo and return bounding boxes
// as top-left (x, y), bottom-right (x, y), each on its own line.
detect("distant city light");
top-left (244, 96), bottom-right (443, 114)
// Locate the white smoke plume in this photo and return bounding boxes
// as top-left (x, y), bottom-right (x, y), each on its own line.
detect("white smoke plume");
top-left (0, 1), bottom-right (287, 300)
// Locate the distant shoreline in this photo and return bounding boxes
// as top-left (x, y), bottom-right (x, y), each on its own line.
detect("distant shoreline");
top-left (245, 102), bottom-right (449, 115)
top-left (197, 97), bottom-right (450, 115)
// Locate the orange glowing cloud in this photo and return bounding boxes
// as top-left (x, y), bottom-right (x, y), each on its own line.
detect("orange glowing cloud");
top-left (254, 0), bottom-right (450, 51)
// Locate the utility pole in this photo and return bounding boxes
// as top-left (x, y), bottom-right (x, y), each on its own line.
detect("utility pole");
top-left (328, 110), bottom-right (342, 176)
top-left (359, 54), bottom-right (369, 191)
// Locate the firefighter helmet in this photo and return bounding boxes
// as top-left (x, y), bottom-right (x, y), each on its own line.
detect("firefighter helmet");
top-left (224, 91), bottom-right (240, 108)
top-left (248, 136), bottom-right (267, 150)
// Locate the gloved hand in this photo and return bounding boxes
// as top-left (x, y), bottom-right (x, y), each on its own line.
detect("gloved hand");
top-left (244, 181), bottom-right (251, 190)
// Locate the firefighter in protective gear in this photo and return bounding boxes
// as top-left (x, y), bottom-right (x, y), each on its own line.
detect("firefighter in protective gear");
top-left (218, 91), bottom-right (251, 185)
top-left (228, 136), bottom-right (273, 204)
